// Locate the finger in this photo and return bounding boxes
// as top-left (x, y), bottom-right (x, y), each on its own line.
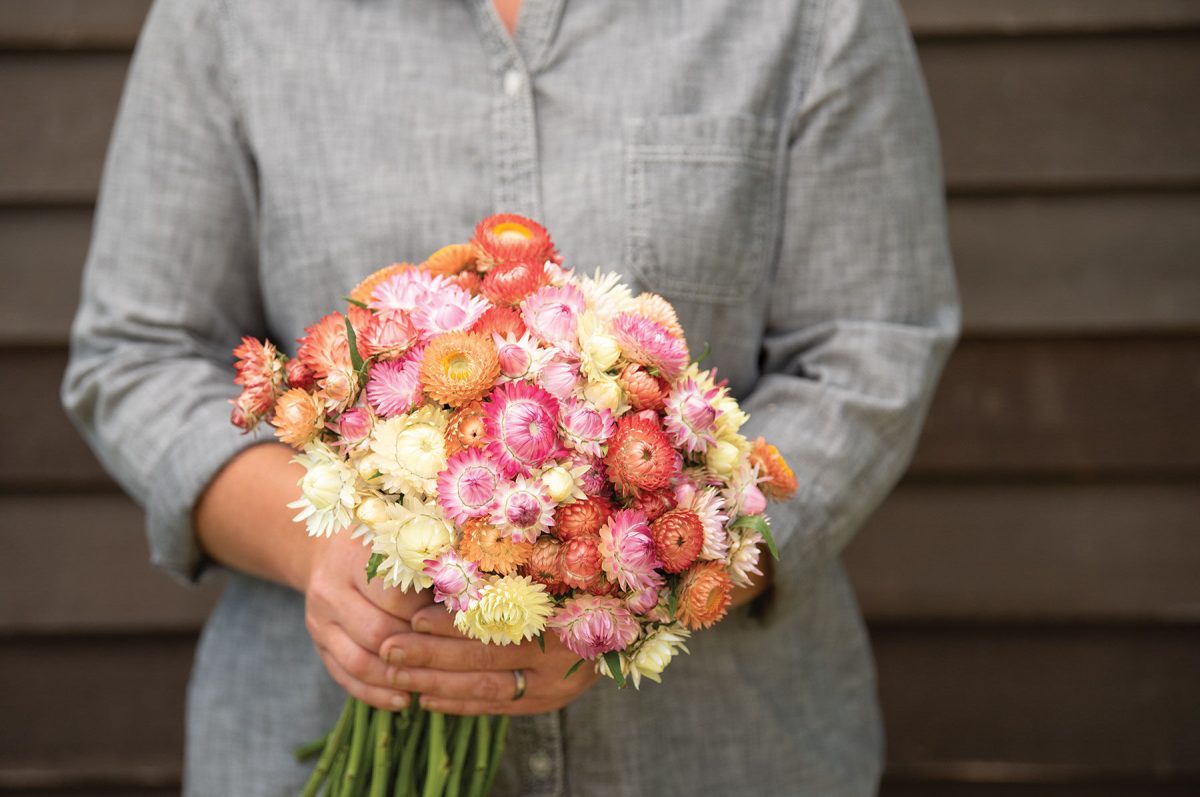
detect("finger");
top-left (408, 604), bottom-right (466, 637)
top-left (381, 632), bottom-right (530, 673)
top-left (333, 586), bottom-right (413, 656)
top-left (320, 622), bottom-right (400, 692)
top-left (318, 643), bottom-right (411, 712)
top-left (416, 695), bottom-right (551, 717)
top-left (360, 579), bottom-right (435, 622)
top-left (386, 667), bottom-right (519, 703)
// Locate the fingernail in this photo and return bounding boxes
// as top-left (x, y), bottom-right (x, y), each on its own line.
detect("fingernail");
top-left (391, 693), bottom-right (408, 710)
top-left (384, 648), bottom-right (402, 666)
top-left (387, 667), bottom-right (406, 688)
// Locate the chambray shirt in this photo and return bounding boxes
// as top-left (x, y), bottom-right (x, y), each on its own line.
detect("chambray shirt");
top-left (63, 0), bottom-right (958, 794)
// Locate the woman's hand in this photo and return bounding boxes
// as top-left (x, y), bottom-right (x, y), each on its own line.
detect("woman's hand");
top-left (378, 605), bottom-right (600, 716)
top-left (302, 530), bottom-right (435, 711)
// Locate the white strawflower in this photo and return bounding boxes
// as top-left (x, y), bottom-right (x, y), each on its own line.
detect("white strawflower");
top-left (454, 575), bottom-right (554, 645)
top-left (540, 464), bottom-right (584, 504)
top-left (287, 442), bottom-right (360, 537)
top-left (579, 270), bottom-right (635, 320)
top-left (369, 494), bottom-right (453, 592)
top-left (369, 405), bottom-right (449, 498)
top-left (726, 526), bottom-right (765, 588)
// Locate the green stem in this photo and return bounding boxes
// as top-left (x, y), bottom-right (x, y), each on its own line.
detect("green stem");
top-left (344, 700), bottom-right (371, 795)
top-left (421, 711), bottom-right (451, 797)
top-left (466, 716), bottom-right (491, 797)
top-left (369, 708), bottom-right (394, 797)
top-left (396, 704), bottom-right (427, 797)
top-left (300, 697), bottom-right (354, 797)
top-left (329, 743), bottom-right (351, 797)
top-left (445, 715), bottom-right (474, 797)
top-left (482, 716), bottom-right (509, 797)
top-left (294, 731), bottom-right (332, 762)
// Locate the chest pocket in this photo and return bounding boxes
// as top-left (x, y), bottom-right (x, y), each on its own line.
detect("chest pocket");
top-left (623, 115), bottom-right (780, 304)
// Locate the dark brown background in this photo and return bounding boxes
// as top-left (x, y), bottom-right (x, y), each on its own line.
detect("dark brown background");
top-left (2, 0), bottom-right (1199, 794)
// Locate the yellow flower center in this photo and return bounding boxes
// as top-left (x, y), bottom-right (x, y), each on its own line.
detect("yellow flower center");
top-left (492, 222), bottom-right (533, 242)
top-left (443, 352), bottom-right (473, 382)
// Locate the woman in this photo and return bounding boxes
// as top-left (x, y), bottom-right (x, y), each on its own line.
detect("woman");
top-left (64, 0), bottom-right (957, 794)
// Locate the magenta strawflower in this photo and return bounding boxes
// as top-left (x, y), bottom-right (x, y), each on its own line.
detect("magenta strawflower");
top-left (365, 346), bottom-right (425, 417)
top-left (598, 509), bottom-right (662, 592)
top-left (548, 595), bottom-right (640, 660)
top-left (611, 311), bottom-right (689, 379)
top-left (663, 377), bottom-right (722, 454)
top-left (521, 284), bottom-right (586, 349)
top-left (491, 476), bottom-right (556, 543)
top-left (558, 397), bottom-right (615, 458)
top-left (422, 550), bottom-right (483, 612)
top-left (334, 407), bottom-right (372, 446)
top-left (483, 381), bottom-right (565, 478)
top-left (437, 448), bottom-right (501, 524)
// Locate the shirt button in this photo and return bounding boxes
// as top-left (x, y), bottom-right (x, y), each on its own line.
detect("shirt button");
top-left (503, 69), bottom-right (524, 96)
top-left (527, 750), bottom-right (554, 779)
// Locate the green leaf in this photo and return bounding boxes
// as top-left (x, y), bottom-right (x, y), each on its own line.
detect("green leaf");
top-left (730, 514), bottom-right (780, 561)
top-left (344, 316), bottom-right (365, 373)
top-left (602, 651), bottom-right (625, 688)
top-left (343, 296), bottom-right (371, 311)
top-left (667, 588), bottom-right (678, 621)
top-left (367, 470), bottom-right (383, 481)
top-left (536, 633), bottom-right (545, 653)
top-left (562, 658), bottom-right (586, 680)
top-left (694, 341), bottom-right (712, 366)
top-left (365, 552), bottom-right (385, 582)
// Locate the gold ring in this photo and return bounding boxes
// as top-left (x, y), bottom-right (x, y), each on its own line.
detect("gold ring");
top-left (511, 669), bottom-right (527, 701)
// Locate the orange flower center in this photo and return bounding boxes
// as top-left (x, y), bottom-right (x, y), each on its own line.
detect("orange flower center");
top-left (491, 222), bottom-right (533, 242)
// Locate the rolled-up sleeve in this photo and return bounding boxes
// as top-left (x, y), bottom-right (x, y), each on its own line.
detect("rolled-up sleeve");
top-left (62, 0), bottom-right (265, 583)
top-left (740, 0), bottom-right (960, 563)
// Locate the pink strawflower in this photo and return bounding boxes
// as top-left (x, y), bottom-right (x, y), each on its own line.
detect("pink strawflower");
top-left (334, 407), bottom-right (372, 446)
top-left (358, 309), bottom-right (420, 360)
top-left (538, 355), bottom-right (582, 401)
top-left (611, 312), bottom-right (689, 379)
top-left (370, 269), bottom-right (447, 314)
top-left (285, 358), bottom-right (316, 391)
top-left (412, 283), bottom-right (490, 338)
top-left (741, 483), bottom-right (768, 515)
top-left (567, 452), bottom-right (610, 498)
top-left (483, 381), bottom-right (565, 478)
top-left (422, 550), bottom-right (483, 612)
top-left (521, 284), bottom-right (586, 349)
top-left (437, 448), bottom-right (501, 524)
top-left (365, 346), bottom-right (424, 417)
top-left (548, 595), bottom-right (640, 660)
top-left (624, 571), bottom-right (665, 616)
top-left (663, 377), bottom-right (722, 454)
top-left (232, 337), bottom-right (285, 405)
top-left (598, 509), bottom-right (662, 592)
top-left (558, 397), bottom-right (615, 458)
top-left (491, 476), bottom-right (556, 543)
top-left (493, 333), bottom-right (553, 382)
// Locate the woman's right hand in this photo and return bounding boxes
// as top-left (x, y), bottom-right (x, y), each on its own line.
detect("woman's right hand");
top-left (302, 530), bottom-right (435, 711)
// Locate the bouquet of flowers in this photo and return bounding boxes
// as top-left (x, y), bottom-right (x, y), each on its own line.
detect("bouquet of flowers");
top-left (230, 214), bottom-right (797, 796)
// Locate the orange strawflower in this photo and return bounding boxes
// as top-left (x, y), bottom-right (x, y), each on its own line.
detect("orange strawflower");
top-left (676, 561), bottom-right (732, 630)
top-left (271, 388), bottom-right (325, 448)
top-left (459, 518), bottom-right (532, 575)
top-left (444, 400), bottom-right (488, 455)
top-left (419, 332), bottom-right (501, 408)
top-left (749, 437), bottom-right (798, 500)
top-left (422, 243), bottom-right (476, 276)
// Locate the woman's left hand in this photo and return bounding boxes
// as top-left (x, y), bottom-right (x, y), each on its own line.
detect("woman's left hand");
top-left (378, 605), bottom-right (599, 716)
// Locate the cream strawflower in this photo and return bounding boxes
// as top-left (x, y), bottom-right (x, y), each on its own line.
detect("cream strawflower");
top-left (454, 575), bottom-right (554, 645)
top-left (579, 270), bottom-right (636, 320)
top-left (625, 623), bottom-right (691, 689)
top-left (705, 438), bottom-right (745, 479)
top-left (576, 311), bottom-right (620, 383)
top-left (369, 405), bottom-right (449, 497)
top-left (369, 494), bottom-right (454, 592)
top-left (583, 375), bottom-right (627, 415)
top-left (287, 442), bottom-right (360, 537)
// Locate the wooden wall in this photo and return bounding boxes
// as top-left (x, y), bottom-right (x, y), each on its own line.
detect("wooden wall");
top-left (2, 1), bottom-right (1199, 794)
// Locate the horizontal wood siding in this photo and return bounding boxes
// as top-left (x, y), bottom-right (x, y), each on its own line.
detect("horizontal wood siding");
top-left (0, 2), bottom-right (1197, 795)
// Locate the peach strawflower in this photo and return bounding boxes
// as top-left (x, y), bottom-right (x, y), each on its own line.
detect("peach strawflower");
top-left (271, 388), bottom-right (325, 448)
top-left (458, 518), bottom-right (533, 575)
top-left (470, 306), bottom-right (527, 340)
top-left (296, 313), bottom-right (352, 380)
top-left (634, 292), bottom-right (685, 339)
top-left (630, 488), bottom-right (677, 522)
top-left (524, 535), bottom-right (570, 595)
top-left (285, 358), bottom-right (316, 391)
top-left (444, 400), bottom-right (488, 455)
top-left (420, 331), bottom-right (501, 408)
top-left (481, 260), bottom-right (549, 306)
top-left (446, 269), bottom-right (482, 295)
top-left (651, 509), bottom-right (705, 573)
top-left (604, 411), bottom-right (677, 497)
top-left (554, 494), bottom-right (614, 541)
top-left (676, 561), bottom-right (733, 630)
top-left (472, 213), bottom-right (558, 269)
top-left (231, 336), bottom-right (285, 429)
top-left (560, 534), bottom-right (604, 590)
top-left (358, 309), bottom-right (420, 361)
top-left (749, 437), bottom-right (799, 500)
top-left (422, 243), bottom-right (475, 276)
top-left (617, 363), bottom-right (668, 412)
